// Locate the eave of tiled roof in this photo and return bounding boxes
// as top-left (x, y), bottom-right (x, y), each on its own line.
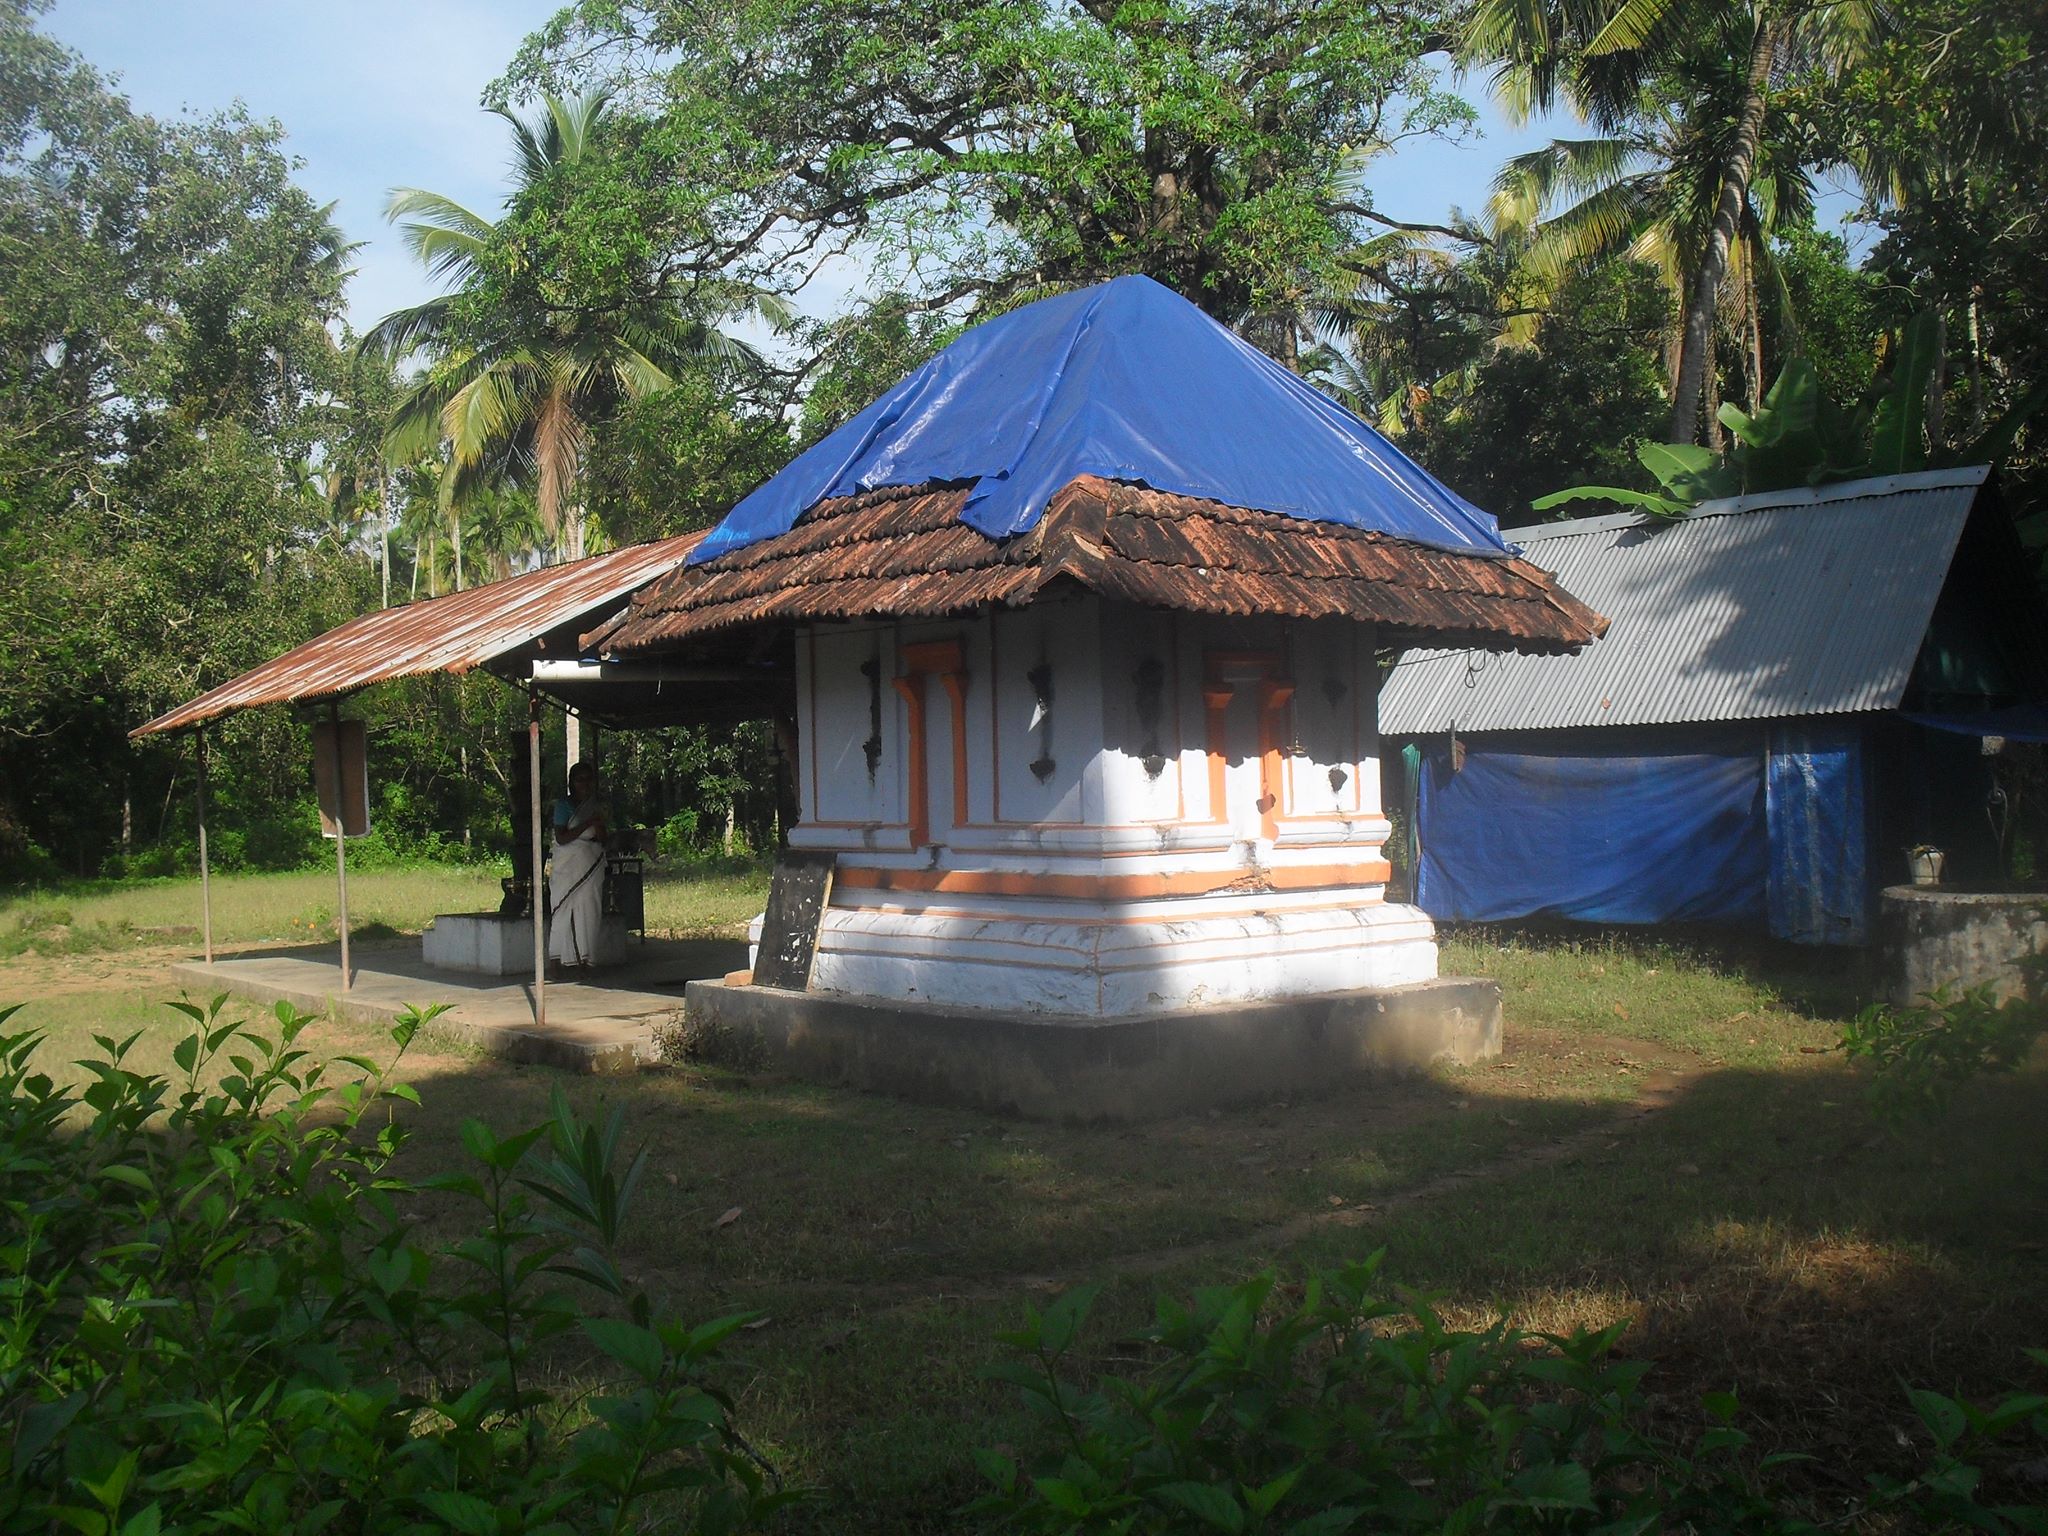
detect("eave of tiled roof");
top-left (595, 477), bottom-right (1607, 657)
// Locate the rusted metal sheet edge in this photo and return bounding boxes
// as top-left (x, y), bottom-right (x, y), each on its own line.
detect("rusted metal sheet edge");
top-left (131, 531), bottom-right (706, 738)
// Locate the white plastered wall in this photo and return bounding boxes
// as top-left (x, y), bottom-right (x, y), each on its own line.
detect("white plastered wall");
top-left (771, 596), bottom-right (1436, 1013)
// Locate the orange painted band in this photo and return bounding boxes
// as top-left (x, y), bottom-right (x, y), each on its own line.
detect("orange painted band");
top-left (831, 860), bottom-right (1392, 901)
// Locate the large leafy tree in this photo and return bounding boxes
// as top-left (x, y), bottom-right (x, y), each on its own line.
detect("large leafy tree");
top-left (0, 0), bottom-right (364, 873)
top-left (1825, 0), bottom-right (2047, 480)
top-left (1406, 258), bottom-right (1672, 520)
top-left (362, 91), bottom-right (782, 569)
top-left (494, 0), bottom-right (1476, 365)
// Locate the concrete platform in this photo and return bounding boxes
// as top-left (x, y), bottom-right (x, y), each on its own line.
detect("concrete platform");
top-left (682, 975), bottom-right (1503, 1121)
top-left (174, 936), bottom-right (746, 1073)
top-left (422, 911), bottom-right (629, 975)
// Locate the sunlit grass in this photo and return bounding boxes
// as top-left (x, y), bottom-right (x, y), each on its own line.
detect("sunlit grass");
top-left (0, 859), bottom-right (769, 958)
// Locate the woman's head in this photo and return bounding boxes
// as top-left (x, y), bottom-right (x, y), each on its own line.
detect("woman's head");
top-left (569, 762), bottom-right (596, 796)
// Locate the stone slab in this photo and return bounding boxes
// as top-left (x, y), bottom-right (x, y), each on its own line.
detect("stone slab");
top-left (423, 912), bottom-right (533, 976)
top-left (422, 911), bottom-right (627, 975)
top-left (682, 975), bottom-right (1502, 1122)
top-left (171, 936), bottom-right (744, 1074)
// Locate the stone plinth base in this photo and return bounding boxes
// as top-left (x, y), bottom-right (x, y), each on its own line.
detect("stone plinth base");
top-left (750, 892), bottom-right (1439, 1015)
top-left (682, 976), bottom-right (1501, 1122)
top-left (424, 912), bottom-right (628, 976)
top-left (1879, 885), bottom-right (2048, 1007)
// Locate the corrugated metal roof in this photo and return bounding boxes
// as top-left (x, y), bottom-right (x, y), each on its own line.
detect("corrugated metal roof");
top-left (132, 530), bottom-right (707, 737)
top-left (1378, 467), bottom-right (1991, 735)
top-left (600, 477), bottom-right (1608, 656)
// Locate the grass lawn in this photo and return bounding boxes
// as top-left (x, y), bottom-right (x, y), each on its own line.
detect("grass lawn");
top-left (0, 858), bottom-right (769, 957)
top-left (2, 884), bottom-right (2043, 1531)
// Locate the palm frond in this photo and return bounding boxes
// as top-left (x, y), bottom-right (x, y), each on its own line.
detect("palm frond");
top-left (530, 384), bottom-right (586, 543)
top-left (1520, 179), bottom-right (1655, 282)
top-left (443, 358), bottom-right (544, 473)
top-left (1489, 136), bottom-right (1645, 234)
top-left (384, 188), bottom-right (495, 242)
top-left (357, 297), bottom-right (457, 363)
top-left (1585, 0), bottom-right (1719, 58)
top-left (381, 354), bottom-right (479, 462)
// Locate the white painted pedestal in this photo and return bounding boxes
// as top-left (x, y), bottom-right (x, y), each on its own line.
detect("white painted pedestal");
top-left (424, 911), bottom-right (628, 975)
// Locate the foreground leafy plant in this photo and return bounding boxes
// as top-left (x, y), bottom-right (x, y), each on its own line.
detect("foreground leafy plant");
top-left (0, 996), bottom-right (795, 1535)
top-left (1840, 982), bottom-right (2048, 1122)
top-left (972, 1257), bottom-right (2048, 1533)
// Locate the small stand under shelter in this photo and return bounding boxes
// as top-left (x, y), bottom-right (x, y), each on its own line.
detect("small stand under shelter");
top-left (131, 532), bottom-right (792, 1065)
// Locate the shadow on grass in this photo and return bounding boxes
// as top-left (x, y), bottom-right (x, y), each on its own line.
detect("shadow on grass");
top-left (9, 963), bottom-right (2043, 1534)
top-left (1310, 1055), bottom-right (2048, 1507)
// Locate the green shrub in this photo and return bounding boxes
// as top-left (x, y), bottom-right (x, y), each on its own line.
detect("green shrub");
top-left (0, 997), bottom-right (798, 1535)
top-left (0, 901), bottom-right (129, 959)
top-left (1841, 982), bottom-right (2048, 1121)
top-left (973, 1259), bottom-right (2048, 1533)
top-left (657, 809), bottom-right (703, 861)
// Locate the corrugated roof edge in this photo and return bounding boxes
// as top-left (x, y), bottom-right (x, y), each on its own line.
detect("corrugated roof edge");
top-left (1380, 466), bottom-right (2000, 736)
top-left (1501, 465), bottom-right (1992, 546)
top-left (130, 529), bottom-right (707, 739)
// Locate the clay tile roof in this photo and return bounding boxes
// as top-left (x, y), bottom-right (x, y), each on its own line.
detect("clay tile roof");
top-left (593, 477), bottom-right (1607, 657)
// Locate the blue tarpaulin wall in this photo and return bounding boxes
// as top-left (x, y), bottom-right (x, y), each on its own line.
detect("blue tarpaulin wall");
top-left (1411, 725), bottom-right (1870, 942)
top-left (1415, 735), bottom-right (1767, 925)
top-left (1765, 721), bottom-right (1868, 944)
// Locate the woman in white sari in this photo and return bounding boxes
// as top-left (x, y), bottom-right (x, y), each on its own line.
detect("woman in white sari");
top-left (549, 762), bottom-right (608, 972)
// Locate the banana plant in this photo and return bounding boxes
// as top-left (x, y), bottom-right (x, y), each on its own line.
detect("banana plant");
top-left (1534, 313), bottom-right (2043, 518)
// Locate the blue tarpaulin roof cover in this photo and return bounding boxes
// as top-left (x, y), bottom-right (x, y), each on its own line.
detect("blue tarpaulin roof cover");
top-left (691, 275), bottom-right (1512, 566)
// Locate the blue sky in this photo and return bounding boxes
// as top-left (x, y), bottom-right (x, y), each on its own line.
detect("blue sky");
top-left (44, 1), bottom-right (1795, 335)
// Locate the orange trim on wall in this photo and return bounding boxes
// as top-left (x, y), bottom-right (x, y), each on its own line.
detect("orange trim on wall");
top-left (902, 638), bottom-right (965, 675)
top-left (893, 634), bottom-right (968, 845)
top-left (831, 859), bottom-right (1391, 901)
top-left (1256, 678), bottom-right (1295, 840)
top-left (1202, 651), bottom-right (1293, 838)
top-left (890, 675), bottom-right (929, 846)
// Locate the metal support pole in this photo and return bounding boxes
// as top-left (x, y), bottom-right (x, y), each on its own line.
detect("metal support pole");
top-left (196, 727), bottom-right (213, 966)
top-left (530, 694), bottom-right (546, 1027)
top-left (330, 701), bottom-right (351, 992)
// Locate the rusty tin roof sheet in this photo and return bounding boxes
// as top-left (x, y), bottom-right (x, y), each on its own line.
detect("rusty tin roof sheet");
top-left (597, 477), bottom-right (1606, 657)
top-left (133, 530), bottom-right (708, 737)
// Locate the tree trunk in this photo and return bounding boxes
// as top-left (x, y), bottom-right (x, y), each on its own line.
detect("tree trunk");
top-left (378, 466), bottom-right (391, 608)
top-left (1703, 343), bottom-right (1724, 452)
top-left (452, 507), bottom-right (465, 592)
top-left (1966, 293), bottom-right (1985, 437)
top-left (1668, 17), bottom-right (1779, 443)
top-left (1926, 309), bottom-right (1949, 455)
top-left (1746, 256), bottom-right (1765, 410)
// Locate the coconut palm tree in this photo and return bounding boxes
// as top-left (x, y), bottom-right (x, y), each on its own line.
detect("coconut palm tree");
top-left (459, 486), bottom-right (548, 585)
top-left (1461, 0), bottom-right (1888, 443)
top-left (1483, 28), bottom-right (1821, 439)
top-left (361, 91), bottom-right (788, 567)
